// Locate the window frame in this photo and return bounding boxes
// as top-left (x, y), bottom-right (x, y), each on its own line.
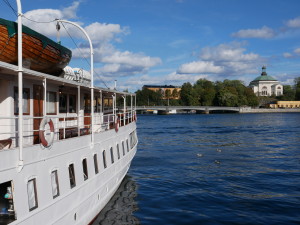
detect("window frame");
top-left (122, 141), bottom-right (125, 156)
top-left (103, 150), bottom-right (107, 169)
top-left (68, 94), bottom-right (77, 113)
top-left (27, 178), bottom-right (38, 211)
top-left (110, 147), bottom-right (114, 164)
top-left (82, 158), bottom-right (88, 181)
top-left (47, 91), bottom-right (57, 115)
top-left (68, 164), bottom-right (76, 188)
top-left (51, 170), bottom-right (60, 199)
top-left (59, 93), bottom-right (68, 113)
top-left (14, 87), bottom-right (30, 115)
top-left (117, 144), bottom-right (120, 159)
top-left (94, 154), bottom-right (99, 174)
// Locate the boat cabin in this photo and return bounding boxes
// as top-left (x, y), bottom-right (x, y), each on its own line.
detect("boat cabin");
top-left (0, 60), bottom-right (136, 222)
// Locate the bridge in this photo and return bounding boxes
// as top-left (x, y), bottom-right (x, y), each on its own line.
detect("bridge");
top-left (135, 106), bottom-right (250, 114)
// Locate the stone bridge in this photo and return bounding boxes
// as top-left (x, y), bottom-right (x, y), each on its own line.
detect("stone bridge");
top-left (136, 106), bottom-right (250, 114)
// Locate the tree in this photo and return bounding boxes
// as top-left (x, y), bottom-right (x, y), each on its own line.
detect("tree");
top-left (172, 89), bottom-right (179, 99)
top-left (276, 85), bottom-right (295, 101)
top-left (180, 82), bottom-right (198, 106)
top-left (295, 77), bottom-right (300, 100)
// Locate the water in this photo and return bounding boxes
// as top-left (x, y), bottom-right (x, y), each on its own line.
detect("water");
top-left (94, 113), bottom-right (300, 225)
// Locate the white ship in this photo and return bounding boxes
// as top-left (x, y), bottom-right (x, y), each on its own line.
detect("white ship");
top-left (0, 2), bottom-right (138, 225)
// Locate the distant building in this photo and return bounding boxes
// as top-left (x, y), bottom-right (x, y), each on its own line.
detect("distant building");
top-left (268, 101), bottom-right (300, 108)
top-left (249, 66), bottom-right (283, 96)
top-left (143, 85), bottom-right (181, 99)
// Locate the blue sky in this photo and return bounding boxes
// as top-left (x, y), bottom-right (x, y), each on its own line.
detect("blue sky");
top-left (2, 0), bottom-right (300, 91)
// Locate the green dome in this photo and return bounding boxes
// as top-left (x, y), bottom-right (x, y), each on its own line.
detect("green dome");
top-left (253, 75), bottom-right (277, 81)
top-left (252, 66), bottom-right (277, 81)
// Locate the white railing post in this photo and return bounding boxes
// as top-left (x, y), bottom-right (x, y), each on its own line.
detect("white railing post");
top-left (77, 86), bottom-right (80, 136)
top-left (16, 0), bottom-right (23, 172)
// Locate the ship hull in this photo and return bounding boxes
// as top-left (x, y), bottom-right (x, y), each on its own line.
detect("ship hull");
top-left (0, 123), bottom-right (137, 225)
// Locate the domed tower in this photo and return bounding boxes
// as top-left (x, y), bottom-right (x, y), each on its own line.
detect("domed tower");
top-left (249, 66), bottom-right (283, 96)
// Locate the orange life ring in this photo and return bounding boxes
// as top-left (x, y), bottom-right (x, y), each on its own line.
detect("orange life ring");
top-left (39, 118), bottom-right (55, 147)
top-left (115, 117), bottom-right (120, 132)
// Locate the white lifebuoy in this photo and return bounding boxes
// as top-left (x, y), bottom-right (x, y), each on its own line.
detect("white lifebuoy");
top-left (115, 117), bottom-right (120, 132)
top-left (39, 118), bottom-right (54, 148)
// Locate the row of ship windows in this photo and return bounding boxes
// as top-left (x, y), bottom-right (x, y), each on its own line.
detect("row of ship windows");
top-left (27, 138), bottom-right (134, 211)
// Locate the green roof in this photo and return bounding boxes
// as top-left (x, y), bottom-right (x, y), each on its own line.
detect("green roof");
top-left (253, 75), bottom-right (277, 81)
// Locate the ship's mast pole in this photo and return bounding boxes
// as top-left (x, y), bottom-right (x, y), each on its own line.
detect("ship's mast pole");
top-left (16, 0), bottom-right (24, 172)
top-left (56, 19), bottom-right (94, 147)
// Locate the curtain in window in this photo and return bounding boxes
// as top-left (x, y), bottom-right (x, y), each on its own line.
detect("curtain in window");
top-left (51, 171), bottom-right (58, 197)
top-left (27, 179), bottom-right (37, 210)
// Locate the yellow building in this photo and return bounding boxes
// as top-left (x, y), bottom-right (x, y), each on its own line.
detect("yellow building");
top-left (143, 85), bottom-right (181, 99)
top-left (268, 101), bottom-right (300, 108)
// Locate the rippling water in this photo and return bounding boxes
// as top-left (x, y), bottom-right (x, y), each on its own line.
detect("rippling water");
top-left (94, 113), bottom-right (300, 225)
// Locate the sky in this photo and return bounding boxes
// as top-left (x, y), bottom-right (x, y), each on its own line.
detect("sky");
top-left (1, 0), bottom-right (300, 92)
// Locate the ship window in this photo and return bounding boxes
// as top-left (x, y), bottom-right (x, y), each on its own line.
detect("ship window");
top-left (14, 87), bottom-right (30, 115)
top-left (94, 154), bottom-right (99, 174)
top-left (103, 150), bottom-right (107, 168)
top-left (47, 91), bottom-right (57, 114)
top-left (68, 164), bottom-right (76, 188)
top-left (117, 144), bottom-right (120, 159)
top-left (84, 94), bottom-right (91, 113)
top-left (69, 94), bottom-right (77, 113)
top-left (59, 93), bottom-right (67, 113)
top-left (126, 139), bottom-right (129, 152)
top-left (27, 178), bottom-right (38, 211)
top-left (51, 170), bottom-right (60, 199)
top-left (110, 147), bottom-right (114, 164)
top-left (122, 141), bottom-right (125, 156)
top-left (82, 158), bottom-right (88, 180)
top-left (130, 131), bottom-right (138, 149)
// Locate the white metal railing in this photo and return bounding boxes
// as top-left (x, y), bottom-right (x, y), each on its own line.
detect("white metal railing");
top-left (0, 110), bottom-right (136, 150)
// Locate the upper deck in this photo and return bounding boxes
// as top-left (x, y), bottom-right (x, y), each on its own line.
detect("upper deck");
top-left (0, 60), bottom-right (136, 151)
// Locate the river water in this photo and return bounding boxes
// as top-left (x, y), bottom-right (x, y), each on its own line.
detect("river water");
top-left (93, 113), bottom-right (300, 225)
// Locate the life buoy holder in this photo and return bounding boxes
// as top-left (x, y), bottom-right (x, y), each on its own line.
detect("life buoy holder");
top-left (39, 118), bottom-right (54, 148)
top-left (115, 117), bottom-right (120, 132)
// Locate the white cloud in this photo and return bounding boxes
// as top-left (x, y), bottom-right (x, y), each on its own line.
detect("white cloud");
top-left (286, 17), bottom-right (300, 28)
top-left (294, 48), bottom-right (300, 54)
top-left (21, 1), bottom-right (161, 81)
top-left (232, 26), bottom-right (275, 39)
top-left (200, 42), bottom-right (259, 62)
top-left (177, 61), bottom-right (224, 74)
top-left (283, 52), bottom-right (293, 58)
top-left (84, 22), bottom-right (129, 43)
top-left (176, 42), bottom-right (261, 78)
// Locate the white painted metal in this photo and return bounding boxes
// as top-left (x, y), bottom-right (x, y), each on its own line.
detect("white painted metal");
top-left (16, 0), bottom-right (24, 172)
top-left (55, 19), bottom-right (95, 147)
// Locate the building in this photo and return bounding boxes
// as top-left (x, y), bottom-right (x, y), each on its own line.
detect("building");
top-left (268, 101), bottom-right (300, 108)
top-left (249, 66), bottom-right (283, 96)
top-left (143, 85), bottom-right (181, 99)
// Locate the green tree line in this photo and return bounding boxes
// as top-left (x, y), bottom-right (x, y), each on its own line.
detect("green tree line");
top-left (136, 78), bottom-right (300, 107)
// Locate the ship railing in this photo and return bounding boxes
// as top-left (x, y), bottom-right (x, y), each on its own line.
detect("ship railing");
top-left (0, 110), bottom-right (136, 150)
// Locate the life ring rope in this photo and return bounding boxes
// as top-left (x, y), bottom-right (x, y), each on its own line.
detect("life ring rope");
top-left (39, 118), bottom-right (55, 148)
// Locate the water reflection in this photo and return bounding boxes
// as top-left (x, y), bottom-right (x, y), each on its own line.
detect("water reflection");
top-left (92, 176), bottom-right (140, 225)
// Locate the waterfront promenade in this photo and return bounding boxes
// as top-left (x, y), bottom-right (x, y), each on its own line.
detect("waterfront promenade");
top-left (136, 106), bottom-right (300, 114)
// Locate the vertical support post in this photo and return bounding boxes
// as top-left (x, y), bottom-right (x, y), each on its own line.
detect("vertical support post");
top-left (43, 78), bottom-right (47, 116)
top-left (16, 0), bottom-right (23, 172)
top-left (77, 86), bottom-right (80, 136)
top-left (122, 96), bottom-right (125, 126)
top-left (131, 95), bottom-right (133, 122)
